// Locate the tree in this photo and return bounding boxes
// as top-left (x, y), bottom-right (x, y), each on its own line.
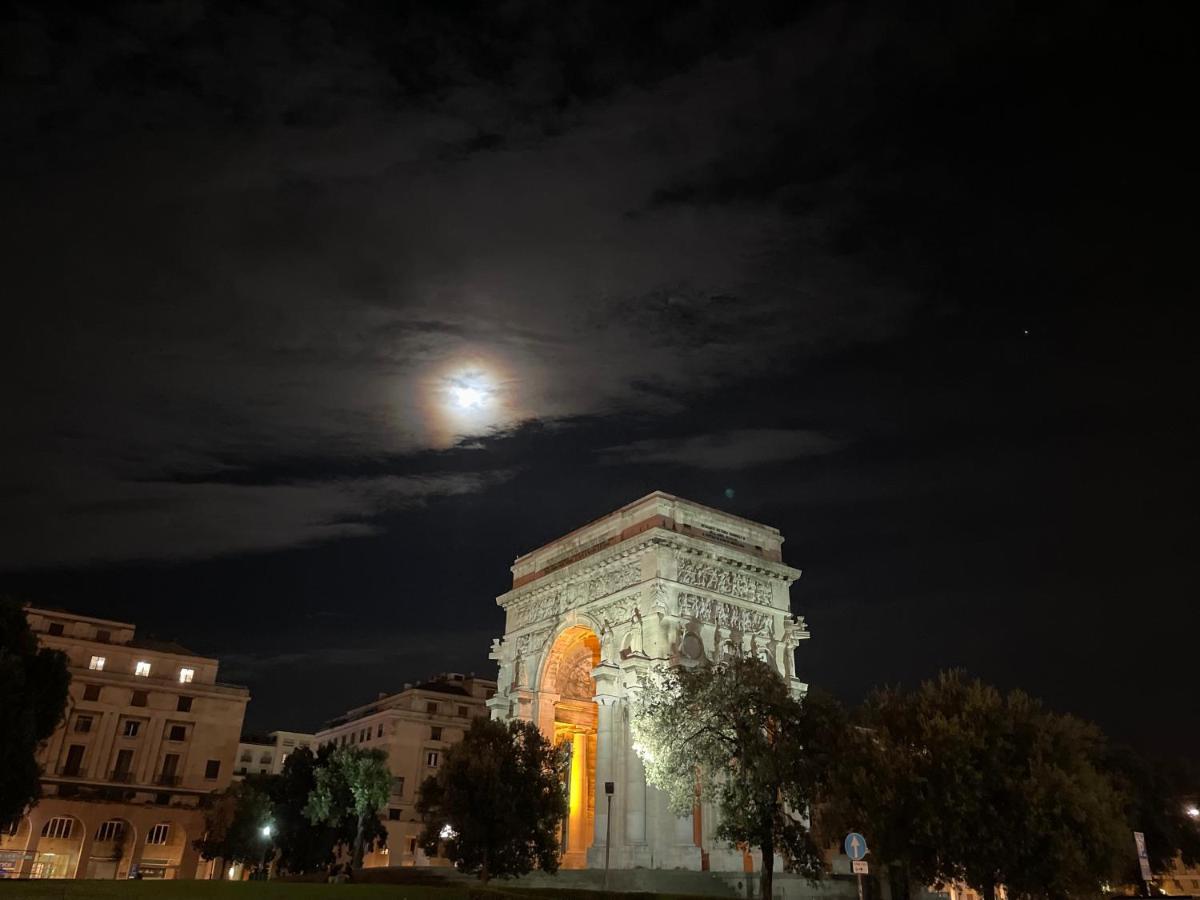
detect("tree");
top-left (824, 671), bottom-right (1129, 900)
top-left (1104, 747), bottom-right (1200, 878)
top-left (416, 718), bottom-right (567, 882)
top-left (631, 656), bottom-right (844, 900)
top-left (304, 746), bottom-right (391, 869)
top-left (265, 746), bottom-right (341, 875)
top-left (0, 598), bottom-right (70, 824)
top-left (194, 777), bottom-right (275, 876)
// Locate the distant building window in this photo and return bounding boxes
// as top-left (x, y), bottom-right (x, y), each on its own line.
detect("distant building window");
top-left (83, 684), bottom-right (102, 702)
top-left (392, 776), bottom-right (405, 796)
top-left (388, 808), bottom-right (401, 821)
top-left (131, 691), bottom-right (148, 707)
top-left (134, 661), bottom-right (151, 677)
top-left (259, 753), bottom-right (271, 764)
top-left (240, 751), bottom-right (252, 762)
top-left (89, 656), bottom-right (106, 671)
top-left (426, 701), bottom-right (438, 714)
top-left (147, 823), bottom-right (170, 845)
top-left (377, 723), bottom-right (384, 738)
top-left (96, 629), bottom-right (111, 643)
top-left (362, 727), bottom-right (369, 742)
top-left (457, 706), bottom-right (468, 718)
top-left (47, 623), bottom-right (64, 636)
top-left (95, 820), bottom-right (125, 842)
top-left (204, 760), bottom-right (221, 780)
top-left (426, 751), bottom-right (440, 768)
top-left (430, 726), bottom-right (442, 741)
top-left (74, 715), bottom-right (93, 733)
top-left (122, 720), bottom-right (140, 738)
top-left (177, 696), bottom-right (193, 713)
top-left (42, 817), bottom-right (73, 839)
top-left (340, 735), bottom-right (346, 746)
top-left (168, 725), bottom-right (187, 742)
top-left (350, 733), bottom-right (357, 745)
top-left (178, 668), bottom-right (194, 684)
top-left (408, 837), bottom-right (417, 854)
top-left (3, 820), bottom-right (19, 837)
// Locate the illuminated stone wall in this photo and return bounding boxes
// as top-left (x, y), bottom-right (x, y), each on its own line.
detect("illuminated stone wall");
top-left (489, 491), bottom-right (809, 872)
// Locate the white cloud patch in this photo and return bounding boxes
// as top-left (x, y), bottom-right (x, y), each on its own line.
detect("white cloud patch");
top-left (599, 428), bottom-right (843, 470)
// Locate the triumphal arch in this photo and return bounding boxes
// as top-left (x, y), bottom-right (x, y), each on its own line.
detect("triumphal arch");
top-left (488, 491), bottom-right (810, 872)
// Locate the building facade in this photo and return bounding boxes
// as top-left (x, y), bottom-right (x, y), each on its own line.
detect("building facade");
top-left (488, 491), bottom-right (810, 872)
top-left (234, 731), bottom-right (316, 779)
top-left (314, 673), bottom-right (496, 868)
top-left (0, 607), bottom-right (249, 880)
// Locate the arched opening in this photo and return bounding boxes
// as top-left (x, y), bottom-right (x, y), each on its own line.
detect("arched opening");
top-left (540, 625), bottom-right (600, 869)
top-left (86, 819), bottom-right (135, 879)
top-left (138, 821), bottom-right (186, 879)
top-left (34, 815), bottom-right (85, 878)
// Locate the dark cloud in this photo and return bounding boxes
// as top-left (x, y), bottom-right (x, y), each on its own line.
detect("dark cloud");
top-left (1, 0), bottom-right (1195, 744)
top-left (599, 429), bottom-right (843, 470)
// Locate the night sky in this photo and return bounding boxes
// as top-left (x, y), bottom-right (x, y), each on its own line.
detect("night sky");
top-left (2, 2), bottom-right (1195, 749)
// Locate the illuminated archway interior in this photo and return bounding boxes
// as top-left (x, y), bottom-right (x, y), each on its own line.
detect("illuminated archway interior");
top-left (540, 626), bottom-right (600, 868)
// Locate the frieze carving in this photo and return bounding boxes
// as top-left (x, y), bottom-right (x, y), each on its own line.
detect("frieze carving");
top-left (678, 592), bottom-right (772, 635)
top-left (509, 560), bottom-right (642, 627)
top-left (675, 554), bottom-right (772, 606)
top-left (514, 626), bottom-right (553, 656)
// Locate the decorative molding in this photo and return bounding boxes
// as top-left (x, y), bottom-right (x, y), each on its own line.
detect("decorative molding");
top-left (675, 553), bottom-right (772, 606)
top-left (677, 592), bottom-right (772, 635)
top-left (509, 560), bottom-right (642, 627)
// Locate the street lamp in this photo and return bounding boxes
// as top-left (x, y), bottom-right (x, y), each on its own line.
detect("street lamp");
top-left (259, 824), bottom-right (274, 881)
top-left (1187, 806), bottom-right (1199, 819)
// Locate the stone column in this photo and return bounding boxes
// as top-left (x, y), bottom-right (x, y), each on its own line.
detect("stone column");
top-left (73, 822), bottom-right (96, 879)
top-left (18, 812), bottom-right (44, 878)
top-left (588, 662), bottom-right (621, 868)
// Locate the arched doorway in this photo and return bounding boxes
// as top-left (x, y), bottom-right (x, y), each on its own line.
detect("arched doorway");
top-left (539, 625), bottom-right (600, 868)
top-left (87, 819), bottom-right (135, 879)
top-left (34, 815), bottom-right (84, 878)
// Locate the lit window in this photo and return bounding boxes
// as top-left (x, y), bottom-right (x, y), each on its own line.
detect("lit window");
top-left (147, 823), bottom-right (170, 845)
top-left (96, 820), bottom-right (125, 842)
top-left (89, 656), bottom-right (106, 671)
top-left (135, 661), bottom-right (151, 677)
top-left (42, 817), bottom-right (73, 839)
top-left (178, 668), bottom-right (194, 683)
top-left (426, 751), bottom-right (440, 767)
top-left (122, 720), bottom-right (140, 737)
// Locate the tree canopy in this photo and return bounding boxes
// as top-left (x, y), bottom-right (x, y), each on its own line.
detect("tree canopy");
top-left (193, 777), bottom-right (275, 875)
top-left (304, 745), bottom-right (391, 869)
top-left (631, 655), bottom-right (844, 900)
top-left (824, 671), bottom-right (1129, 900)
top-left (0, 598), bottom-right (69, 824)
top-left (416, 717), bottom-right (567, 882)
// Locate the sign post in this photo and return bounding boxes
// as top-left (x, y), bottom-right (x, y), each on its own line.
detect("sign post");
top-left (604, 782), bottom-right (615, 891)
top-left (1133, 831), bottom-right (1153, 896)
top-left (846, 833), bottom-right (869, 900)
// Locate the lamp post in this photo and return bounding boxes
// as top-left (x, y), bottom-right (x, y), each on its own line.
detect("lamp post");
top-left (259, 824), bottom-right (273, 881)
top-left (604, 781), bottom-right (615, 891)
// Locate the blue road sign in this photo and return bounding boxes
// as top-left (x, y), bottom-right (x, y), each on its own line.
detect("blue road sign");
top-left (845, 833), bottom-right (868, 861)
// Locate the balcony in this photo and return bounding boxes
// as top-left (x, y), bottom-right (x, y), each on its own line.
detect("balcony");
top-left (154, 774), bottom-right (182, 787)
top-left (54, 766), bottom-right (88, 779)
top-left (109, 770), bottom-right (134, 784)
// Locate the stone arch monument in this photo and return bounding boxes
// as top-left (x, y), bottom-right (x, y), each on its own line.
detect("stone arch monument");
top-left (488, 491), bottom-right (810, 872)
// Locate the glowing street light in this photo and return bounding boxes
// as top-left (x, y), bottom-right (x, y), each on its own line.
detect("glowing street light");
top-left (258, 823), bottom-right (274, 881)
top-left (1187, 806), bottom-right (1199, 819)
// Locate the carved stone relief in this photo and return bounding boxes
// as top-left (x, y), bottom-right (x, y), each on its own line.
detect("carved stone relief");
top-left (509, 560), bottom-right (642, 627)
top-left (677, 592), bottom-right (773, 635)
top-left (675, 553), bottom-right (772, 606)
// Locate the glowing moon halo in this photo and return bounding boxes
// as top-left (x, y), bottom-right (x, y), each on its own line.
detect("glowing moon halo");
top-left (451, 384), bottom-right (487, 409)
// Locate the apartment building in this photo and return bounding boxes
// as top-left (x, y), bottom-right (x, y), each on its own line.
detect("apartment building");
top-left (0, 607), bottom-right (249, 880)
top-left (314, 672), bottom-right (496, 868)
top-left (233, 731), bottom-right (316, 778)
